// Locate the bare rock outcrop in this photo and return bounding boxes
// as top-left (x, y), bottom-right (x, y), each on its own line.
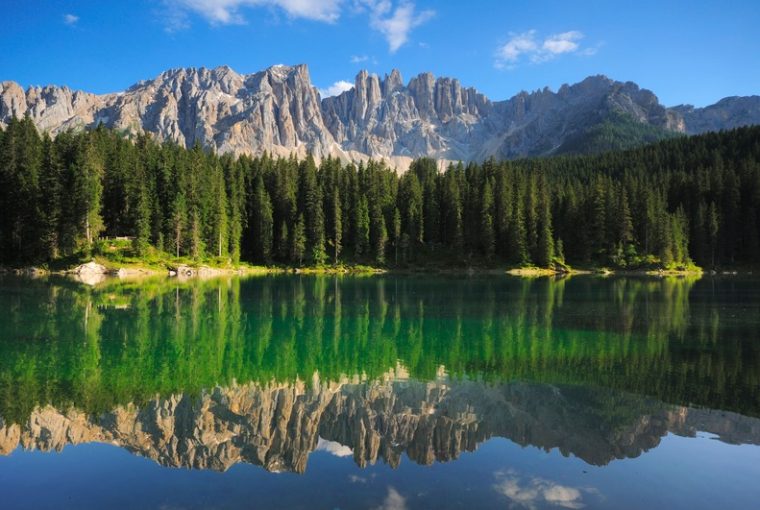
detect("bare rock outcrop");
top-left (671, 96), bottom-right (760, 135)
top-left (2, 66), bottom-right (758, 167)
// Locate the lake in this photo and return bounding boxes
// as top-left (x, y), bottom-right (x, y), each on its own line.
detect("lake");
top-left (0, 274), bottom-right (759, 509)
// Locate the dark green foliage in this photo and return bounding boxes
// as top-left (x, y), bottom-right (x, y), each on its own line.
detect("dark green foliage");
top-left (298, 156), bottom-right (326, 265)
top-left (557, 111), bottom-right (681, 155)
top-left (3, 275), bottom-right (760, 422)
top-left (0, 123), bottom-right (759, 268)
top-left (247, 173), bottom-right (273, 264)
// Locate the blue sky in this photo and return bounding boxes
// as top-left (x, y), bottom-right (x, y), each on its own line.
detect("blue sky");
top-left (1, 1), bottom-right (758, 106)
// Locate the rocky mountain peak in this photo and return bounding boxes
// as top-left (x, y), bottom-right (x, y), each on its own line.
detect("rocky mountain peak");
top-left (672, 95), bottom-right (760, 134)
top-left (383, 69), bottom-right (404, 95)
top-left (0, 64), bottom-right (758, 168)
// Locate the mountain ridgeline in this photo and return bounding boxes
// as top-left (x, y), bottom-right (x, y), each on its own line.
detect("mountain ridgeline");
top-left (1, 65), bottom-right (759, 164)
top-left (1, 118), bottom-right (759, 269)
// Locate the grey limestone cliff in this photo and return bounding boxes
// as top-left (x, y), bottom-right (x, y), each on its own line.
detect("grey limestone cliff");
top-left (2, 65), bottom-right (758, 167)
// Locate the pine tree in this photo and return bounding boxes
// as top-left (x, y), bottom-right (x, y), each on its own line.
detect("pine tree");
top-left (412, 158), bottom-right (440, 244)
top-left (617, 189), bottom-right (634, 246)
top-left (392, 207), bottom-right (401, 265)
top-left (251, 173), bottom-right (273, 264)
top-left (508, 187), bottom-right (529, 264)
top-left (72, 137), bottom-right (105, 255)
top-left (441, 170), bottom-right (464, 258)
top-left (590, 178), bottom-right (608, 261)
top-left (670, 207), bottom-right (689, 265)
top-left (480, 178), bottom-right (495, 260)
top-left (330, 185), bottom-right (342, 265)
top-left (191, 209), bottom-right (203, 260)
top-left (225, 159), bottom-right (245, 264)
top-left (211, 165), bottom-right (229, 258)
top-left (170, 194), bottom-right (187, 258)
top-left (399, 172), bottom-right (423, 249)
top-left (493, 170), bottom-right (511, 259)
top-left (132, 184), bottom-right (152, 257)
top-left (536, 187), bottom-right (554, 267)
top-left (273, 160), bottom-right (297, 262)
top-left (355, 195), bottom-right (370, 259)
top-left (38, 134), bottom-right (62, 260)
top-left (555, 238), bottom-right (565, 264)
top-left (371, 211), bottom-right (388, 264)
top-left (299, 157), bottom-right (326, 265)
top-left (291, 213), bottom-right (306, 266)
top-left (0, 117), bottom-right (45, 263)
top-left (708, 201), bottom-right (720, 268)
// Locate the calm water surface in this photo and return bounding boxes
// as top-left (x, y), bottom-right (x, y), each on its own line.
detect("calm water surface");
top-left (0, 274), bottom-right (759, 509)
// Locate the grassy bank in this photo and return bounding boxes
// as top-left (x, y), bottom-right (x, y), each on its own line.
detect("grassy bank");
top-left (0, 238), bottom-right (716, 280)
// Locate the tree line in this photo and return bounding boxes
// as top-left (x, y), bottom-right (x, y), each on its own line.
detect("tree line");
top-left (1, 117), bottom-right (759, 268)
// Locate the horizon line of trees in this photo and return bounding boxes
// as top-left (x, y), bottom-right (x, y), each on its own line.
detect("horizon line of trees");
top-left (1, 117), bottom-right (759, 268)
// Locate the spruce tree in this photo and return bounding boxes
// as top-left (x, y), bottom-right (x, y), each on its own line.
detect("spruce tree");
top-left (132, 184), bottom-right (152, 257)
top-left (355, 196), bottom-right (370, 259)
top-left (291, 213), bottom-right (306, 266)
top-left (72, 137), bottom-right (104, 255)
top-left (251, 173), bottom-right (274, 264)
top-left (38, 135), bottom-right (62, 260)
top-left (708, 201), bottom-right (720, 268)
top-left (299, 157), bottom-right (325, 265)
top-left (508, 187), bottom-right (529, 265)
top-left (536, 188), bottom-right (554, 267)
top-left (392, 207), bottom-right (401, 265)
top-left (330, 184), bottom-right (342, 265)
top-left (170, 194), bottom-right (187, 258)
top-left (480, 178), bottom-right (495, 260)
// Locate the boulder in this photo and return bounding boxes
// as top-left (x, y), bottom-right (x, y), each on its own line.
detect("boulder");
top-left (72, 261), bottom-right (108, 275)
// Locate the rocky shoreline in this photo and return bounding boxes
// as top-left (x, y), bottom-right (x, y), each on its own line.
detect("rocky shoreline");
top-left (1, 261), bottom-right (747, 284)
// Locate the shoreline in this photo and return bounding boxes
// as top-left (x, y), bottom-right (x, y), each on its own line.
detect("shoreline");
top-left (0, 261), bottom-right (743, 282)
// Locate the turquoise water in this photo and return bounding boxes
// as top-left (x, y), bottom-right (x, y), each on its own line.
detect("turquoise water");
top-left (0, 274), bottom-right (759, 509)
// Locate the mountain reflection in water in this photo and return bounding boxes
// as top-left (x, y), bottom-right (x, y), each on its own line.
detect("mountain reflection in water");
top-left (2, 374), bottom-right (759, 473)
top-left (1, 274), bottom-right (760, 476)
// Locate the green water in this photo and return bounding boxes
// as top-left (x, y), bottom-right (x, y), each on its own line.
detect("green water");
top-left (0, 274), bottom-right (759, 509)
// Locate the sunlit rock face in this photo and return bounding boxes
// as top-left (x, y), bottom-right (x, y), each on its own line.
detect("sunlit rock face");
top-left (671, 96), bottom-right (760, 135)
top-left (2, 373), bottom-right (759, 473)
top-left (321, 69), bottom-right (493, 160)
top-left (0, 65), bottom-right (338, 160)
top-left (2, 66), bottom-right (757, 166)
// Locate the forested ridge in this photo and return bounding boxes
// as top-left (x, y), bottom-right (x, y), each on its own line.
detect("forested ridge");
top-left (1, 117), bottom-right (759, 269)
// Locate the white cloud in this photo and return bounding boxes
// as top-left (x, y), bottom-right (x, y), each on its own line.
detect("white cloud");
top-left (316, 437), bottom-right (354, 456)
top-left (495, 30), bottom-right (592, 69)
top-left (351, 54), bottom-right (370, 63)
top-left (373, 487), bottom-right (407, 510)
top-left (163, 0), bottom-right (433, 53)
top-left (319, 79), bottom-right (354, 97)
top-left (355, 1), bottom-right (434, 53)
top-left (164, 0), bottom-right (342, 27)
top-left (495, 30), bottom-right (538, 66)
top-left (63, 14), bottom-right (79, 25)
top-left (493, 471), bottom-right (591, 510)
top-left (542, 31), bottom-right (583, 56)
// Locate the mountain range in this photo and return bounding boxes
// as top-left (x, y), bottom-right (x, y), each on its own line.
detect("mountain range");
top-left (3, 375), bottom-right (758, 473)
top-left (1, 64), bottom-right (759, 168)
